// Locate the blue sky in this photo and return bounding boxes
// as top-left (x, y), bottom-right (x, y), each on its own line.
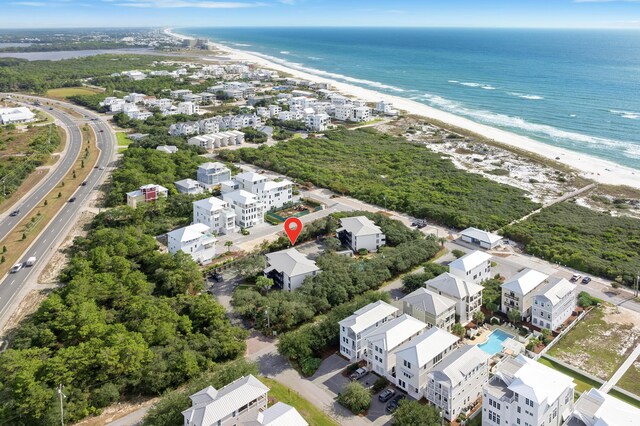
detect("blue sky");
top-left (2, 0), bottom-right (640, 29)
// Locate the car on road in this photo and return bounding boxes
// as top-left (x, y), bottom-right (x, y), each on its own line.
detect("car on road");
top-left (211, 272), bottom-right (224, 283)
top-left (68, 197), bottom-right (76, 202)
top-left (10, 263), bottom-right (23, 273)
top-left (582, 276), bottom-right (592, 284)
top-left (99, 166), bottom-right (105, 170)
top-left (378, 388), bottom-right (396, 402)
top-left (25, 256), bottom-right (36, 266)
top-left (81, 181), bottom-right (87, 186)
top-left (49, 107), bottom-right (54, 111)
top-left (349, 367), bottom-right (368, 381)
top-left (9, 209), bottom-right (20, 217)
top-left (571, 274), bottom-right (582, 282)
top-left (386, 394), bottom-right (406, 413)
top-left (99, 129), bottom-right (104, 133)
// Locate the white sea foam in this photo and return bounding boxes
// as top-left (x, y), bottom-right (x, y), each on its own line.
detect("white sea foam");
top-left (280, 50), bottom-right (291, 55)
top-left (417, 93), bottom-right (630, 150)
top-left (232, 43), bottom-right (252, 47)
top-left (460, 82), bottom-right (482, 87)
top-left (481, 85), bottom-right (496, 90)
top-left (508, 92), bottom-right (544, 100)
top-left (244, 50), bottom-right (406, 92)
top-left (624, 145), bottom-right (640, 159)
top-left (308, 56), bottom-right (323, 60)
top-left (610, 110), bottom-right (640, 120)
top-left (448, 80), bottom-right (459, 83)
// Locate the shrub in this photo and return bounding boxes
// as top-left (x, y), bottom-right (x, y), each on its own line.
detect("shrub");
top-left (346, 363), bottom-right (361, 375)
top-left (358, 248), bottom-right (368, 256)
top-left (338, 382), bottom-right (371, 414)
top-left (371, 377), bottom-right (389, 394)
top-left (452, 249), bottom-right (465, 259)
top-left (299, 357), bottom-right (322, 377)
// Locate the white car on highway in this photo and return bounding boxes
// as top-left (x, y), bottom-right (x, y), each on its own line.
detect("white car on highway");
top-left (10, 263), bottom-right (23, 273)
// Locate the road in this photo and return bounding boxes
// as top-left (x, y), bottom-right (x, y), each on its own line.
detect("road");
top-left (0, 104), bottom-right (84, 241)
top-left (0, 95), bottom-right (117, 331)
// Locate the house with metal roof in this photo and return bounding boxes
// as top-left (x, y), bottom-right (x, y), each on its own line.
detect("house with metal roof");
top-left (337, 216), bottom-right (386, 253)
top-left (338, 300), bottom-right (399, 361)
top-left (193, 196), bottom-right (237, 235)
top-left (426, 272), bottom-right (484, 325)
top-left (263, 248), bottom-right (319, 292)
top-left (532, 277), bottom-right (577, 331)
top-left (460, 227), bottom-right (503, 249)
top-left (167, 223), bottom-right (217, 264)
top-left (563, 387), bottom-right (640, 426)
top-left (448, 250), bottom-right (493, 284)
top-left (501, 268), bottom-right (550, 320)
top-left (401, 287), bottom-right (456, 332)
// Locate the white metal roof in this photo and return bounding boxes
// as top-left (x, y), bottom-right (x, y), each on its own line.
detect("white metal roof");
top-left (363, 314), bottom-right (427, 352)
top-left (251, 402), bottom-right (308, 426)
top-left (401, 287), bottom-right (456, 316)
top-left (193, 196), bottom-right (229, 212)
top-left (426, 272), bottom-right (484, 300)
top-left (338, 300), bottom-right (399, 334)
top-left (571, 388), bottom-right (640, 426)
top-left (429, 345), bottom-right (489, 386)
top-left (175, 178), bottom-right (200, 189)
top-left (394, 326), bottom-right (459, 368)
top-left (168, 223), bottom-right (212, 243)
top-left (337, 216), bottom-right (383, 237)
top-left (0, 107), bottom-right (35, 123)
top-left (199, 161), bottom-right (228, 171)
top-left (223, 189), bottom-right (260, 205)
top-left (236, 171), bottom-right (266, 183)
top-left (534, 277), bottom-right (576, 306)
top-left (502, 268), bottom-right (549, 295)
top-left (264, 248), bottom-right (319, 278)
top-left (182, 375), bottom-right (269, 426)
top-left (505, 355), bottom-right (575, 406)
top-left (449, 250), bottom-right (492, 273)
top-left (461, 227), bottom-right (503, 244)
top-left (256, 179), bottom-right (293, 192)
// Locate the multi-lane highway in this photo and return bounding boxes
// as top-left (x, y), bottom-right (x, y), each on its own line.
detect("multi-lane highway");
top-left (0, 96), bottom-right (117, 329)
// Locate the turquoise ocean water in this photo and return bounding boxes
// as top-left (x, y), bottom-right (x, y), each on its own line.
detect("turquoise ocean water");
top-left (181, 27), bottom-right (640, 169)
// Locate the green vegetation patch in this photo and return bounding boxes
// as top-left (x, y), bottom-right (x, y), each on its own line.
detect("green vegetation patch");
top-left (218, 128), bottom-right (540, 229)
top-left (46, 87), bottom-right (102, 98)
top-left (116, 131), bottom-right (132, 147)
top-left (616, 358), bottom-right (640, 398)
top-left (504, 202), bottom-right (640, 285)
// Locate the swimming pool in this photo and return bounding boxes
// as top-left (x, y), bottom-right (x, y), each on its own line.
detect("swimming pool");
top-left (477, 329), bottom-right (514, 355)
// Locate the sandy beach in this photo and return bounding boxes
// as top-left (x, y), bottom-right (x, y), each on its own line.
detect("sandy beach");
top-left (165, 28), bottom-right (640, 190)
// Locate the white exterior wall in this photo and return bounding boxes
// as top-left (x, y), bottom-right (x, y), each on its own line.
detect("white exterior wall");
top-left (532, 290), bottom-right (577, 331)
top-left (193, 201), bottom-right (236, 235)
top-left (426, 361), bottom-right (488, 421)
top-left (449, 261), bottom-right (491, 284)
top-left (168, 232), bottom-right (217, 264)
top-left (353, 233), bottom-right (386, 253)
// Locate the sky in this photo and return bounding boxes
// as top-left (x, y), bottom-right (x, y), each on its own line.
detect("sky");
top-left (2, 0), bottom-right (640, 29)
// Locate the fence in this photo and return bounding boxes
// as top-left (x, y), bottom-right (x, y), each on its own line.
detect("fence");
top-left (265, 202), bottom-right (324, 223)
top-left (534, 307), bottom-right (590, 360)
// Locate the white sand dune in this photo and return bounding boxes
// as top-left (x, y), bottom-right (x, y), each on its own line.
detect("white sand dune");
top-left (165, 28), bottom-right (640, 190)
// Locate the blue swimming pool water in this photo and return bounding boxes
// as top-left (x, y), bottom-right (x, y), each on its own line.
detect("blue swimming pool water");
top-left (477, 329), bottom-right (514, 356)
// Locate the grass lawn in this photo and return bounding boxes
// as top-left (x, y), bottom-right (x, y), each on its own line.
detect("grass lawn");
top-left (538, 357), bottom-right (602, 394)
top-left (259, 376), bottom-right (339, 426)
top-left (116, 132), bottom-right (132, 149)
top-left (546, 306), bottom-right (638, 380)
top-left (46, 87), bottom-right (102, 98)
top-left (616, 357), bottom-right (640, 398)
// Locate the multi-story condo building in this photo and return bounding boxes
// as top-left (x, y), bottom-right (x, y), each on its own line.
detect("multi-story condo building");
top-left (448, 250), bottom-right (493, 284)
top-left (338, 300), bottom-right (399, 361)
top-left (253, 179), bottom-right (294, 211)
top-left (175, 178), bottom-right (203, 195)
top-left (364, 314), bottom-right (427, 380)
top-left (532, 278), bottom-right (577, 331)
top-left (483, 355), bottom-right (575, 426)
top-left (126, 184), bottom-right (168, 208)
top-left (425, 272), bottom-right (484, 325)
top-left (196, 162), bottom-right (232, 190)
top-left (401, 287), bottom-right (456, 332)
top-left (192, 197), bottom-right (237, 235)
top-left (337, 216), bottom-right (386, 253)
top-left (426, 345), bottom-right (490, 422)
top-left (501, 268), bottom-right (550, 321)
top-left (263, 248), bottom-right (320, 291)
top-left (222, 190), bottom-right (265, 228)
top-left (167, 223), bottom-right (217, 264)
top-left (305, 113), bottom-right (331, 131)
top-left (394, 327), bottom-right (459, 399)
top-left (563, 387), bottom-right (640, 426)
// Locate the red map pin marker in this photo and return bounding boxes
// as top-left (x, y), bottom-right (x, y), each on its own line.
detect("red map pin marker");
top-left (284, 217), bottom-right (303, 245)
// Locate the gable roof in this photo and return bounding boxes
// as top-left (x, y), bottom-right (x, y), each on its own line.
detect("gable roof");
top-left (199, 161), bottom-right (228, 171)
top-left (223, 189), bottom-right (260, 205)
top-left (426, 272), bottom-right (484, 299)
top-left (175, 178), bottom-right (200, 189)
top-left (461, 227), bottom-right (503, 244)
top-left (402, 287), bottom-right (456, 316)
top-left (449, 250), bottom-right (492, 272)
top-left (193, 196), bottom-right (229, 212)
top-left (264, 248), bottom-right (319, 278)
top-left (338, 300), bottom-right (399, 334)
top-left (502, 268), bottom-right (549, 295)
top-left (168, 223), bottom-right (212, 243)
top-left (505, 355), bottom-right (575, 406)
top-left (337, 216), bottom-right (383, 237)
top-left (251, 402), bottom-right (308, 426)
top-left (236, 171), bottom-right (266, 183)
top-left (182, 375), bottom-right (269, 426)
top-left (534, 277), bottom-right (576, 306)
top-left (570, 388), bottom-right (640, 426)
top-left (429, 345), bottom-right (489, 386)
top-left (394, 326), bottom-right (459, 368)
top-left (363, 314), bottom-right (427, 351)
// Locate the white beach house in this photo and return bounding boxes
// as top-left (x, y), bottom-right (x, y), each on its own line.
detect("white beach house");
top-left (448, 250), bottom-right (493, 284)
top-left (167, 223), bottom-right (217, 264)
top-left (193, 197), bottom-right (237, 235)
top-left (532, 277), bottom-right (577, 331)
top-left (425, 272), bottom-right (484, 325)
top-left (175, 178), bottom-right (203, 195)
top-left (401, 287), bottom-right (457, 332)
top-left (263, 248), bottom-right (320, 292)
top-left (338, 300), bottom-right (399, 361)
top-left (196, 162), bottom-right (232, 190)
top-left (222, 190), bottom-right (265, 228)
top-left (337, 216), bottom-right (386, 253)
top-left (501, 268), bottom-right (550, 320)
top-left (563, 387), bottom-right (640, 426)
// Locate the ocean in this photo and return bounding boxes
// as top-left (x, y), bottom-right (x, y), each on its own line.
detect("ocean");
top-left (180, 27), bottom-right (640, 170)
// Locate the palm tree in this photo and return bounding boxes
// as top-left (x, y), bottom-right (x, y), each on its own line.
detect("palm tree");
top-left (472, 310), bottom-right (485, 325)
top-left (224, 240), bottom-right (233, 253)
top-left (438, 237), bottom-right (447, 247)
top-left (507, 309), bottom-right (521, 325)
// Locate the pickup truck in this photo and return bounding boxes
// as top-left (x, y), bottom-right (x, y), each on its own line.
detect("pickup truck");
top-left (25, 257), bottom-right (36, 267)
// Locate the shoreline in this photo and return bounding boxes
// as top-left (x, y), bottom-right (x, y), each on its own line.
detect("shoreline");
top-left (164, 28), bottom-right (640, 190)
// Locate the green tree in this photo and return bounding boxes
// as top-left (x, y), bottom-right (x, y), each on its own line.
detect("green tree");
top-left (452, 323), bottom-right (466, 337)
top-left (255, 276), bottom-right (274, 294)
top-left (472, 310), bottom-right (485, 325)
top-left (508, 309), bottom-right (522, 324)
top-left (393, 399), bottom-right (441, 426)
top-left (224, 240), bottom-right (233, 253)
top-left (338, 381), bottom-right (371, 414)
top-left (486, 302), bottom-right (498, 318)
top-left (452, 249), bottom-right (465, 259)
top-left (2, 245), bottom-right (6, 253)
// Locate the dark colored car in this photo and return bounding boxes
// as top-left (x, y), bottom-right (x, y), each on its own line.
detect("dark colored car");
top-left (386, 394), bottom-right (406, 413)
top-left (10, 209), bottom-right (20, 217)
top-left (99, 129), bottom-right (104, 133)
top-left (378, 388), bottom-right (395, 402)
top-left (582, 277), bottom-right (592, 284)
top-left (68, 197), bottom-right (76, 202)
top-left (81, 181), bottom-right (87, 186)
top-left (211, 272), bottom-right (224, 283)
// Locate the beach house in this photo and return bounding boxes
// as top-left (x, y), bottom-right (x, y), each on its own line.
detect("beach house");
top-left (394, 327), bottom-right (459, 399)
top-left (460, 227), bottom-right (503, 249)
top-left (401, 287), bottom-right (457, 331)
top-left (222, 190), bottom-right (265, 228)
top-left (426, 345), bottom-right (490, 422)
top-left (305, 113), bottom-right (331, 131)
top-left (156, 145), bottom-right (178, 154)
top-left (263, 248), bottom-right (320, 292)
top-left (126, 184), bottom-right (168, 208)
top-left (532, 278), bottom-right (577, 331)
top-left (563, 388), bottom-right (640, 426)
top-left (338, 300), bottom-right (399, 361)
top-left (174, 178), bottom-right (203, 195)
top-left (482, 355), bottom-right (575, 426)
top-left (425, 272), bottom-right (484, 325)
top-left (501, 268), bottom-right (549, 320)
top-left (448, 250), bottom-right (493, 284)
top-left (196, 162), bottom-right (232, 190)
top-left (337, 216), bottom-right (386, 253)
top-left (167, 223), bottom-right (217, 264)
top-left (364, 314), bottom-right (427, 380)
top-left (193, 197), bottom-right (237, 235)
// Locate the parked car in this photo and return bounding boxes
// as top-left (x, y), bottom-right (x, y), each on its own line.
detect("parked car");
top-left (378, 388), bottom-right (396, 402)
top-left (9, 209), bottom-right (20, 217)
top-left (582, 276), bottom-right (592, 284)
top-left (386, 394), bottom-right (406, 413)
top-left (349, 367), bottom-right (368, 381)
top-left (211, 272), bottom-right (223, 283)
top-left (571, 274), bottom-right (582, 282)
top-left (10, 263), bottom-right (23, 273)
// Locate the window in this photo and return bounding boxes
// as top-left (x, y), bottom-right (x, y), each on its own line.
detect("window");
top-left (403, 360), bottom-right (412, 369)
